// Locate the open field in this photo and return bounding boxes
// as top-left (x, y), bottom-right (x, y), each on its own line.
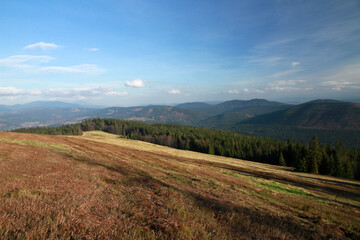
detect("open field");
top-left (0, 131), bottom-right (359, 239)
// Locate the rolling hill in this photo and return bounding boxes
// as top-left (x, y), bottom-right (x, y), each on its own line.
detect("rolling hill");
top-left (0, 131), bottom-right (359, 239)
top-left (176, 99), bottom-right (291, 116)
top-left (93, 105), bottom-right (210, 125)
top-left (198, 112), bottom-right (252, 127)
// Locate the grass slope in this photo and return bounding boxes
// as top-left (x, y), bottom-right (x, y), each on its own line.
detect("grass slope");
top-left (0, 131), bottom-right (359, 239)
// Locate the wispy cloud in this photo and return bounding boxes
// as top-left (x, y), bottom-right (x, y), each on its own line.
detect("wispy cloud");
top-left (24, 42), bottom-right (60, 50)
top-left (270, 68), bottom-right (302, 78)
top-left (0, 55), bottom-right (104, 74)
top-left (88, 48), bottom-right (99, 52)
top-left (168, 89), bottom-right (181, 94)
top-left (125, 79), bottom-right (145, 88)
top-left (255, 38), bottom-right (297, 49)
top-left (270, 80), bottom-right (306, 86)
top-left (321, 81), bottom-right (353, 91)
top-left (320, 62), bottom-right (360, 91)
top-left (292, 62), bottom-right (300, 67)
top-left (247, 56), bottom-right (283, 65)
top-left (227, 80), bottom-right (310, 95)
top-left (0, 87), bottom-right (127, 98)
top-left (228, 88), bottom-right (265, 94)
top-left (228, 89), bottom-right (240, 94)
top-left (40, 64), bottom-right (103, 74)
top-left (0, 55), bottom-right (54, 65)
top-left (267, 80), bottom-right (309, 92)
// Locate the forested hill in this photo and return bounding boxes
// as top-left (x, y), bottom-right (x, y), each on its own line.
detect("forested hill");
top-left (93, 105), bottom-right (209, 125)
top-left (12, 118), bottom-right (360, 180)
top-left (242, 99), bottom-right (360, 130)
top-left (176, 99), bottom-right (291, 116)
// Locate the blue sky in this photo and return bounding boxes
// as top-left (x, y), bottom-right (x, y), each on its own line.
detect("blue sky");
top-left (0, 0), bottom-right (359, 106)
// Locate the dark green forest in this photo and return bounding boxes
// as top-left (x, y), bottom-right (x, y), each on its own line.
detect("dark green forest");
top-left (12, 118), bottom-right (360, 180)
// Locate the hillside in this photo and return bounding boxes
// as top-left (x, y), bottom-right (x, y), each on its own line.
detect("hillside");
top-left (242, 99), bottom-right (360, 130)
top-left (93, 105), bottom-right (210, 125)
top-left (175, 102), bottom-right (215, 115)
top-left (176, 99), bottom-right (291, 116)
top-left (229, 124), bottom-right (360, 149)
top-left (0, 131), bottom-right (359, 239)
top-left (198, 112), bottom-right (252, 127)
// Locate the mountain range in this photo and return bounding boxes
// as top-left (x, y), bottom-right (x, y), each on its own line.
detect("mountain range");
top-left (1, 99), bottom-right (360, 147)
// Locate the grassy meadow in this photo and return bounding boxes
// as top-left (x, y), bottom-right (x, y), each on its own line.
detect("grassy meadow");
top-left (0, 131), bottom-right (359, 239)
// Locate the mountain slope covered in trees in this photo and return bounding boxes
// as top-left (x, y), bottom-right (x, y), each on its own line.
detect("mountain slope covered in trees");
top-left (93, 105), bottom-right (210, 125)
top-left (176, 99), bottom-right (291, 116)
top-left (242, 99), bottom-right (360, 130)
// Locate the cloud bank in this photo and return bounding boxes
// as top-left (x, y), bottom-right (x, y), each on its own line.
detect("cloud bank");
top-left (0, 87), bottom-right (127, 99)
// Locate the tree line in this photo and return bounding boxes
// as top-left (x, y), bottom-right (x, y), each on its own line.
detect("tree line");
top-left (12, 118), bottom-right (360, 180)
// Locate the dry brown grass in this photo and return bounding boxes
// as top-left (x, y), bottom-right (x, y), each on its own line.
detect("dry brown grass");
top-left (0, 131), bottom-right (359, 239)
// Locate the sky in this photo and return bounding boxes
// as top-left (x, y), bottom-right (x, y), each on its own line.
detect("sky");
top-left (0, 0), bottom-right (360, 106)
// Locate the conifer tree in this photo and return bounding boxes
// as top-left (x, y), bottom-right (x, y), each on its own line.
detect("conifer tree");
top-left (334, 152), bottom-right (344, 177)
top-left (278, 152), bottom-right (286, 166)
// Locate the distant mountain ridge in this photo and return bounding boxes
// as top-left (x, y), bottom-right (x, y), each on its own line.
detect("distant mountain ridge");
top-left (242, 99), bottom-right (360, 130)
top-left (93, 105), bottom-right (209, 125)
top-left (176, 99), bottom-right (291, 116)
top-left (1, 99), bottom-right (360, 148)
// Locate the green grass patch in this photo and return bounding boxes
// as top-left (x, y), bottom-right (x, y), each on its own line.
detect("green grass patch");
top-left (169, 174), bottom-right (193, 186)
top-left (223, 170), bottom-right (325, 202)
top-left (255, 180), bottom-right (326, 202)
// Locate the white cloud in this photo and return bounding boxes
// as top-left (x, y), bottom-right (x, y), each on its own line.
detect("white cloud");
top-left (228, 88), bottom-right (265, 94)
top-left (228, 89), bottom-right (240, 94)
top-left (269, 86), bottom-right (301, 92)
top-left (24, 42), bottom-right (60, 50)
top-left (0, 87), bottom-right (127, 98)
top-left (0, 87), bottom-right (39, 96)
top-left (88, 48), bottom-right (99, 52)
top-left (292, 62), bottom-right (300, 67)
top-left (105, 91), bottom-right (128, 96)
top-left (267, 79), bottom-right (308, 92)
top-left (168, 89), bottom-right (181, 94)
top-left (125, 79), bottom-right (145, 88)
top-left (271, 80), bottom-right (306, 86)
top-left (321, 80), bottom-right (354, 91)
